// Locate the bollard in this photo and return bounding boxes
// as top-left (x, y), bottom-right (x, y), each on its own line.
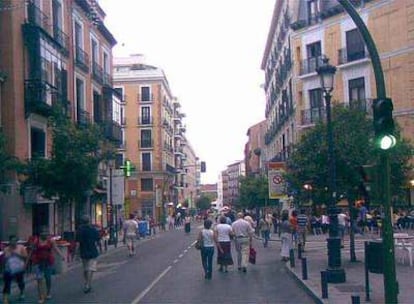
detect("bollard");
top-left (301, 257), bottom-right (308, 280)
top-left (351, 295), bottom-right (360, 304)
top-left (301, 257), bottom-right (308, 279)
top-left (321, 271), bottom-right (328, 299)
top-left (289, 248), bottom-right (295, 268)
top-left (298, 243), bottom-right (302, 259)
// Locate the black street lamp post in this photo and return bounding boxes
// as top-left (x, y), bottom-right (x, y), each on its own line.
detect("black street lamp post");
top-left (316, 56), bottom-right (346, 283)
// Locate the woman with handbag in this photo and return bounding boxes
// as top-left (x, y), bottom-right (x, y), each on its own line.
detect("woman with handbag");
top-left (214, 216), bottom-right (234, 272)
top-left (197, 219), bottom-right (218, 279)
top-left (1, 235), bottom-right (28, 304)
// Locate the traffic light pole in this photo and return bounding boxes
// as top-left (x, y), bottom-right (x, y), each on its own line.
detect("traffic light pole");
top-left (337, 1), bottom-right (398, 302)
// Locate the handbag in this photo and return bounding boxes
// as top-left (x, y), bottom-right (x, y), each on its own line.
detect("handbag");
top-left (249, 246), bottom-right (256, 264)
top-left (195, 231), bottom-right (204, 250)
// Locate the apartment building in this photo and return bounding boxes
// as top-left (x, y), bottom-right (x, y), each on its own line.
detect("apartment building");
top-left (113, 54), bottom-right (199, 222)
top-left (262, 0), bottom-right (414, 171)
top-left (226, 160), bottom-right (246, 208)
top-left (244, 120), bottom-right (267, 177)
top-left (0, 0), bottom-right (120, 239)
top-left (261, 0), bottom-right (299, 164)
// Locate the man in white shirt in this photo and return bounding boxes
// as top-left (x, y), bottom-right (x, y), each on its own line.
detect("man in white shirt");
top-left (123, 214), bottom-right (138, 256)
top-left (232, 212), bottom-right (254, 272)
top-left (337, 210), bottom-right (348, 248)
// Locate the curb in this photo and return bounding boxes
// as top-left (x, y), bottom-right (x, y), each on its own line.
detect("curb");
top-left (284, 263), bottom-right (324, 304)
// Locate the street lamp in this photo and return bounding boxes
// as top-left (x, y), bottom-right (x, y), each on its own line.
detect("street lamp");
top-left (316, 56), bottom-right (346, 283)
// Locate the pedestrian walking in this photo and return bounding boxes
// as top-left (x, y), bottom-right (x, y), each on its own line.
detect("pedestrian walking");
top-left (289, 210), bottom-right (298, 248)
top-left (75, 215), bottom-right (100, 294)
top-left (123, 214), bottom-right (138, 256)
top-left (232, 212), bottom-right (254, 273)
top-left (337, 210), bottom-right (348, 248)
top-left (214, 216), bottom-right (234, 272)
top-left (184, 214), bottom-right (191, 233)
top-left (259, 214), bottom-right (272, 248)
top-left (29, 228), bottom-right (65, 303)
top-left (280, 211), bottom-right (292, 262)
top-left (1, 235), bottom-right (28, 304)
top-left (197, 219), bottom-right (217, 279)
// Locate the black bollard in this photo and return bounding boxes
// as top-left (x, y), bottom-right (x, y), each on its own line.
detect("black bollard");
top-left (289, 248), bottom-right (295, 268)
top-left (298, 243), bottom-right (302, 259)
top-left (301, 257), bottom-right (308, 280)
top-left (351, 295), bottom-right (360, 304)
top-left (321, 271), bottom-right (328, 299)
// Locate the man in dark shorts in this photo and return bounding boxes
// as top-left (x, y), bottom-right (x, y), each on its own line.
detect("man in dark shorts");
top-left (76, 215), bottom-right (100, 293)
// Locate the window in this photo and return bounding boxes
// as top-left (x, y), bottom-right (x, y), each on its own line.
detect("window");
top-left (52, 0), bottom-right (63, 31)
top-left (76, 77), bottom-right (86, 123)
top-left (74, 21), bottom-right (83, 49)
top-left (141, 201), bottom-right (153, 217)
top-left (141, 178), bottom-right (153, 191)
top-left (307, 0), bottom-right (319, 25)
top-left (91, 38), bottom-right (98, 64)
top-left (141, 106), bottom-right (151, 124)
top-left (142, 152), bottom-right (151, 171)
top-left (349, 77), bottom-right (365, 101)
top-left (31, 127), bottom-right (46, 158)
top-left (304, 41), bottom-right (321, 74)
top-left (309, 88), bottom-right (324, 122)
top-left (140, 129), bottom-right (152, 148)
top-left (346, 29), bottom-right (365, 62)
top-left (141, 86), bottom-right (151, 101)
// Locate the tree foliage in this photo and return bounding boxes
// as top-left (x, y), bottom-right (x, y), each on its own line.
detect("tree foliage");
top-left (238, 175), bottom-right (269, 209)
top-left (285, 105), bottom-right (413, 206)
top-left (0, 129), bottom-right (19, 188)
top-left (21, 111), bottom-right (115, 204)
top-left (196, 194), bottom-right (212, 211)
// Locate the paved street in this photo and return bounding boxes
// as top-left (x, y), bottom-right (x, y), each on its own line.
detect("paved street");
top-left (3, 225), bottom-right (315, 304)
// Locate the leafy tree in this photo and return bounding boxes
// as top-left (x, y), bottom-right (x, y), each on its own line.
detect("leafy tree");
top-left (238, 175), bottom-right (269, 209)
top-left (21, 110), bottom-right (115, 207)
top-left (196, 194), bottom-right (212, 211)
top-left (0, 129), bottom-right (19, 190)
top-left (286, 104), bottom-right (413, 207)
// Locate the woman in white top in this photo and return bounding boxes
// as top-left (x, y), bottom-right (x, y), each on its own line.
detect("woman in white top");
top-left (197, 219), bottom-right (217, 279)
top-left (214, 216), bottom-right (234, 272)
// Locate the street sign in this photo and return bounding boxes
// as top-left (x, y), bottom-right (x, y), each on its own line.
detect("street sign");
top-left (268, 162), bottom-right (288, 199)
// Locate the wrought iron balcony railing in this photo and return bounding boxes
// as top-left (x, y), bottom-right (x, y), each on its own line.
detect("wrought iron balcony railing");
top-left (92, 62), bottom-right (104, 84)
top-left (139, 139), bottom-right (153, 149)
top-left (24, 79), bottom-right (69, 117)
top-left (75, 46), bottom-right (89, 72)
top-left (338, 47), bottom-right (369, 65)
top-left (300, 55), bottom-right (323, 75)
top-left (300, 107), bottom-right (326, 125)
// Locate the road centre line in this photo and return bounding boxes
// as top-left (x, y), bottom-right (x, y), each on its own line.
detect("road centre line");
top-left (131, 265), bottom-right (172, 304)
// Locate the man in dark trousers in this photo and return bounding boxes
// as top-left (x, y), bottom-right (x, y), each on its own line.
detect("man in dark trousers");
top-left (76, 215), bottom-right (100, 293)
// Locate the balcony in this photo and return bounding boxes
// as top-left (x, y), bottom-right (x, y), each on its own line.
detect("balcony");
top-left (137, 94), bottom-right (153, 103)
top-left (77, 109), bottom-right (91, 126)
top-left (138, 116), bottom-right (153, 125)
top-left (300, 56), bottom-right (323, 75)
top-left (52, 26), bottom-right (69, 55)
top-left (102, 121), bottom-right (122, 145)
top-left (75, 46), bottom-right (89, 73)
top-left (25, 2), bottom-right (69, 56)
top-left (300, 107), bottom-right (326, 125)
top-left (92, 62), bottom-right (104, 84)
top-left (139, 139), bottom-right (153, 149)
top-left (24, 79), bottom-right (70, 117)
top-left (103, 72), bottom-right (112, 88)
top-left (338, 47), bottom-right (369, 65)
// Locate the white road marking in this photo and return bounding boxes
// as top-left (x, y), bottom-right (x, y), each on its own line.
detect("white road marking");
top-left (173, 259), bottom-right (178, 263)
top-left (131, 266), bottom-right (172, 304)
top-left (178, 254), bottom-right (184, 258)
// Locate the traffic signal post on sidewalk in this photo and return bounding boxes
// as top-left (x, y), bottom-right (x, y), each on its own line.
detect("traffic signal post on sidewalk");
top-left (337, 1), bottom-right (398, 302)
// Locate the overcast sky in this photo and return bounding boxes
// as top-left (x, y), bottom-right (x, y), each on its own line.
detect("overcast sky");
top-left (99, 0), bottom-right (275, 184)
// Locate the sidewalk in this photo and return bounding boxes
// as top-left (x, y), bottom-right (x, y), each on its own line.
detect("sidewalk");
top-left (280, 232), bottom-right (413, 304)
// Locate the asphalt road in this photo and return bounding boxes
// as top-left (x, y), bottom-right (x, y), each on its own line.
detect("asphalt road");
top-left (7, 225), bottom-right (316, 304)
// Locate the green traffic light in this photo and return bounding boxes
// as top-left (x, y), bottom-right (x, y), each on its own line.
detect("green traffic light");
top-left (379, 134), bottom-right (396, 150)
